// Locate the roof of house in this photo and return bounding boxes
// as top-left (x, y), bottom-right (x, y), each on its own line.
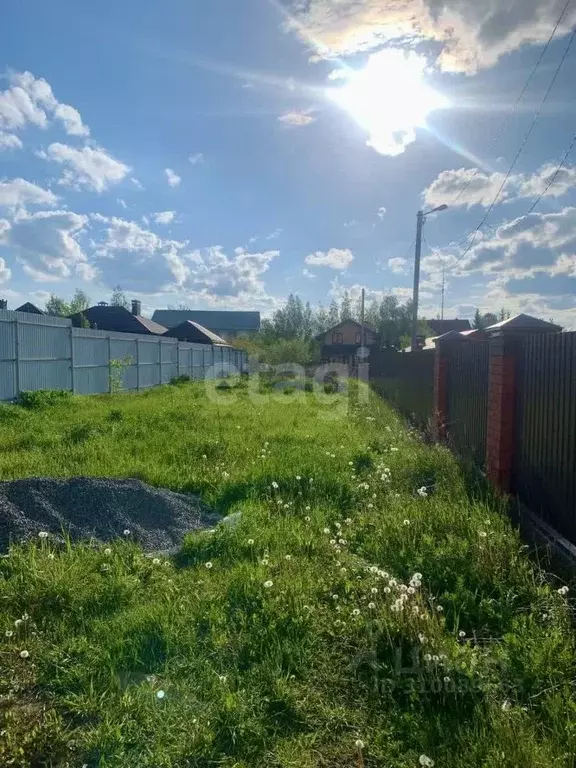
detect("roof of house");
top-left (69, 305), bottom-right (167, 335)
top-left (314, 319), bottom-right (376, 341)
top-left (16, 302), bottom-right (45, 315)
top-left (163, 321), bottom-right (230, 346)
top-left (485, 313), bottom-right (562, 333)
top-left (427, 318), bottom-right (472, 335)
top-left (151, 310), bottom-right (260, 332)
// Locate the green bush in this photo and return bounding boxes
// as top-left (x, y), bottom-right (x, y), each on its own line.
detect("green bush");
top-left (17, 389), bottom-right (72, 409)
top-left (170, 374), bottom-right (191, 386)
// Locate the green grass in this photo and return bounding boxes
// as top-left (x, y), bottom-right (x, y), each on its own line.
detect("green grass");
top-left (1, 380), bottom-right (575, 767)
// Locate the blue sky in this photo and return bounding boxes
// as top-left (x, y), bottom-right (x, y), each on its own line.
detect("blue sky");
top-left (1, 0), bottom-right (576, 326)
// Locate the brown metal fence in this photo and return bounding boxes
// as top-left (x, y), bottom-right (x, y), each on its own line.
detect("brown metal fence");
top-left (370, 350), bottom-right (435, 427)
top-left (445, 342), bottom-right (490, 467)
top-left (514, 332), bottom-right (576, 542)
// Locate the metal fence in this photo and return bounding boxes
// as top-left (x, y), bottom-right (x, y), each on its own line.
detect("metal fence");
top-left (0, 309), bottom-right (248, 401)
top-left (445, 342), bottom-right (490, 466)
top-left (370, 349), bottom-right (435, 426)
top-left (514, 332), bottom-right (576, 542)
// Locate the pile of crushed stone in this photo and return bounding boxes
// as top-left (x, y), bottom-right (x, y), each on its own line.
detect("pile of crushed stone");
top-left (0, 477), bottom-right (221, 552)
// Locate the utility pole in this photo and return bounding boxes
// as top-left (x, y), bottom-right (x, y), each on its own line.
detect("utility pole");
top-left (411, 210), bottom-right (425, 352)
top-left (440, 263), bottom-right (445, 321)
top-left (411, 204), bottom-right (448, 351)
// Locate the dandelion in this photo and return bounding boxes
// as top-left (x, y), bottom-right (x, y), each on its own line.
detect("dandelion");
top-left (407, 586), bottom-right (415, 595)
top-left (345, 518), bottom-right (352, 524)
top-left (403, 519), bottom-right (411, 526)
top-left (100, 564), bottom-right (111, 573)
top-left (271, 481), bottom-right (279, 490)
top-left (296, 475), bottom-right (301, 480)
top-left (424, 653), bottom-right (432, 662)
top-left (355, 739), bottom-right (365, 750)
top-left (38, 531), bottom-right (49, 539)
top-left (417, 487), bottom-right (428, 498)
top-left (264, 580), bottom-right (273, 588)
top-left (323, 528), bottom-right (331, 534)
top-left (443, 676), bottom-right (451, 683)
top-left (338, 539), bottom-right (347, 545)
top-left (156, 690), bottom-right (166, 699)
top-left (305, 506), bottom-right (311, 511)
top-left (368, 602), bottom-right (376, 610)
top-left (352, 608), bottom-right (361, 617)
top-left (436, 605), bottom-right (444, 613)
top-left (152, 558), bottom-right (161, 566)
top-left (19, 650), bottom-right (30, 659)
top-left (5, 630), bottom-right (13, 638)
top-left (419, 755), bottom-right (435, 767)
top-left (418, 633), bottom-right (427, 644)
top-left (369, 566), bottom-right (378, 574)
top-left (432, 655), bottom-right (439, 662)
top-left (123, 529), bottom-right (131, 536)
top-left (557, 586), bottom-right (569, 596)
top-left (330, 539), bottom-right (337, 546)
top-left (247, 539), bottom-right (255, 546)
top-left (501, 700), bottom-right (512, 712)
top-left (459, 630), bottom-right (466, 638)
top-left (14, 619), bottom-right (23, 628)
top-left (413, 572), bottom-right (422, 581)
top-left (219, 675), bottom-right (227, 683)
top-left (285, 555), bottom-right (292, 561)
top-left (304, 516), bottom-right (311, 523)
top-left (205, 562), bottom-right (213, 570)
top-left (104, 548), bottom-right (112, 556)
top-left (371, 587), bottom-right (378, 595)
top-left (261, 559), bottom-right (269, 566)
top-left (47, 553), bottom-right (55, 560)
top-left (479, 531), bottom-right (488, 538)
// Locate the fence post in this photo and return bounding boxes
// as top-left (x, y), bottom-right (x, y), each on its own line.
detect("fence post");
top-left (136, 338), bottom-right (140, 391)
top-left (486, 317), bottom-right (562, 494)
top-left (158, 337), bottom-right (162, 385)
top-left (108, 334), bottom-right (112, 393)
top-left (69, 326), bottom-right (75, 393)
top-left (433, 339), bottom-right (449, 439)
top-left (14, 315), bottom-right (20, 397)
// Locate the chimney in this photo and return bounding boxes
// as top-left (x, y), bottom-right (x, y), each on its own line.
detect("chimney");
top-left (131, 299), bottom-right (142, 316)
top-left (0, 299), bottom-right (7, 310)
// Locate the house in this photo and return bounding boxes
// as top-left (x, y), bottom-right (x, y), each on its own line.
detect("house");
top-left (163, 321), bottom-right (230, 346)
top-left (426, 318), bottom-right (471, 335)
top-left (69, 300), bottom-right (167, 336)
top-left (151, 310), bottom-right (260, 339)
top-left (15, 302), bottom-right (46, 315)
top-left (315, 320), bottom-right (379, 365)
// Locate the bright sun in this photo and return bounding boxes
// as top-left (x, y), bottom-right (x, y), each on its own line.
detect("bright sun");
top-left (329, 49), bottom-right (448, 156)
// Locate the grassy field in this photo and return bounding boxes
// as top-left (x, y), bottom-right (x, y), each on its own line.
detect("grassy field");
top-left (1, 379), bottom-right (575, 767)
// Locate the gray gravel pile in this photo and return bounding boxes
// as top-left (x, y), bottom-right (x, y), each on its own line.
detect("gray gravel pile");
top-left (0, 477), bottom-right (221, 552)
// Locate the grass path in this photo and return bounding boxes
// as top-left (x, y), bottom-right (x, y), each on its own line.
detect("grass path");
top-left (1, 381), bottom-right (575, 767)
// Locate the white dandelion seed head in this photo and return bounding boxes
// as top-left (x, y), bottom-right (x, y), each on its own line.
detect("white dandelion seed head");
top-left (152, 558), bottom-right (161, 566)
top-left (424, 654), bottom-right (432, 662)
top-left (352, 608), bottom-right (361, 616)
top-left (14, 619), bottom-right (23, 628)
top-left (383, 586), bottom-right (391, 594)
top-left (355, 739), bottom-right (364, 749)
top-left (407, 586), bottom-right (416, 595)
top-left (403, 519), bottom-right (411, 526)
top-left (368, 602), bottom-right (376, 610)
top-left (479, 531), bottom-right (488, 538)
top-left (123, 529), bottom-right (131, 536)
top-left (371, 587), bottom-right (378, 594)
top-left (459, 630), bottom-right (466, 638)
top-left (156, 690), bottom-right (165, 699)
top-left (247, 539), bottom-right (255, 546)
top-left (323, 528), bottom-right (330, 534)
top-left (5, 630), bottom-right (14, 638)
top-left (419, 755), bottom-right (435, 766)
top-left (285, 555), bottom-right (292, 561)
top-left (264, 580), bottom-right (274, 588)
top-left (304, 516), bottom-right (311, 522)
top-left (38, 531), bottom-right (49, 539)
top-left (205, 562), bottom-right (213, 569)
top-left (19, 650), bottom-right (30, 659)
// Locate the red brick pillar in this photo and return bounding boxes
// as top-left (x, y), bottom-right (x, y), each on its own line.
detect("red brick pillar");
top-left (486, 331), bottom-right (519, 493)
top-left (433, 342), bottom-right (449, 439)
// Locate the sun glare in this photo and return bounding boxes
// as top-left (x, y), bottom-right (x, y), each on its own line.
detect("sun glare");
top-left (329, 49), bottom-right (448, 156)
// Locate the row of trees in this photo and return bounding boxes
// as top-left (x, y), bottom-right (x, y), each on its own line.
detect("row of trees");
top-left (45, 287), bottom-right (129, 316)
top-left (259, 293), bottom-right (432, 349)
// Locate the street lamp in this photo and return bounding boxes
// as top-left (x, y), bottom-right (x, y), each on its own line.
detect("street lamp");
top-left (411, 204), bottom-right (448, 351)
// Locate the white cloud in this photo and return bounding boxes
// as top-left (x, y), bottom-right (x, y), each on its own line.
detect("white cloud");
top-left (0, 71), bottom-right (89, 136)
top-left (117, 198), bottom-right (127, 209)
top-left (40, 143), bottom-right (130, 193)
top-left (305, 248), bottom-right (354, 269)
top-left (153, 211), bottom-right (176, 225)
top-left (165, 168), bottom-right (181, 187)
top-left (0, 178), bottom-right (58, 209)
top-left (278, 111), bottom-right (316, 126)
top-left (424, 164), bottom-right (576, 209)
top-left (3, 209), bottom-right (92, 281)
top-left (0, 132), bottom-right (23, 151)
top-left (388, 257), bottom-right (408, 273)
top-left (0, 256), bottom-right (11, 284)
top-left (302, 267), bottom-right (316, 278)
top-left (188, 153), bottom-right (204, 165)
top-left (286, 0), bottom-right (576, 73)
top-left (378, 207), bottom-right (387, 219)
top-left (53, 103), bottom-right (90, 137)
top-left (180, 246), bottom-right (279, 298)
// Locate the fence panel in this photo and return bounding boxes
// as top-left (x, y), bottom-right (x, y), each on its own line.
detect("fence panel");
top-left (514, 332), bottom-right (576, 542)
top-left (445, 342), bottom-right (489, 466)
top-left (0, 310), bottom-right (244, 401)
top-left (370, 350), bottom-right (435, 426)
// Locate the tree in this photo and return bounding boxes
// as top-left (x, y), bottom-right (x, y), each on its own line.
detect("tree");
top-left (111, 285), bottom-right (129, 309)
top-left (327, 300), bottom-right (339, 328)
top-left (499, 307), bottom-right (511, 322)
top-left (45, 294), bottom-right (71, 317)
top-left (339, 291), bottom-right (353, 322)
top-left (473, 308), bottom-right (484, 330)
top-left (69, 289), bottom-right (90, 315)
top-left (483, 312), bottom-right (498, 328)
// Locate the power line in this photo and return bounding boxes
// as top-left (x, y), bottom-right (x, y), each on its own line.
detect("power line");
top-left (450, 0), bottom-right (574, 207)
top-left (436, 21), bottom-right (576, 276)
top-left (523, 131), bottom-right (576, 217)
